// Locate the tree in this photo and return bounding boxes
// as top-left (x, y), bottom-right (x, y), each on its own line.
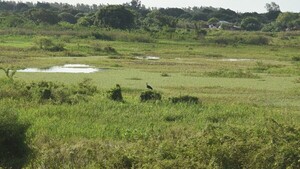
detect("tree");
top-left (77, 17), bottom-right (92, 26)
top-left (208, 17), bottom-right (219, 25)
top-left (27, 8), bottom-right (60, 24)
top-left (58, 12), bottom-right (77, 24)
top-left (265, 2), bottom-right (280, 12)
top-left (159, 8), bottom-right (188, 18)
top-left (211, 8), bottom-right (239, 23)
top-left (143, 10), bottom-right (178, 30)
top-left (241, 17), bottom-right (262, 31)
top-left (95, 5), bottom-right (135, 29)
top-left (265, 2), bottom-right (281, 21)
top-left (192, 12), bottom-right (208, 21)
top-left (276, 12), bottom-right (300, 30)
top-left (3, 15), bottom-right (26, 27)
top-left (36, 2), bottom-right (51, 9)
top-left (0, 1), bottom-right (15, 11)
top-left (15, 3), bottom-right (29, 12)
top-left (128, 0), bottom-right (141, 10)
top-left (291, 18), bottom-right (300, 30)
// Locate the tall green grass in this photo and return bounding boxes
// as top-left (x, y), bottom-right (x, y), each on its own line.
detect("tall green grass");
top-left (14, 96), bottom-right (300, 168)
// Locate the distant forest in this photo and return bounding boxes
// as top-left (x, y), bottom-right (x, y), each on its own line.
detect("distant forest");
top-left (0, 0), bottom-right (299, 31)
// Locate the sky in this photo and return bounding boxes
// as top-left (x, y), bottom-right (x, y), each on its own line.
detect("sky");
top-left (27, 0), bottom-right (299, 13)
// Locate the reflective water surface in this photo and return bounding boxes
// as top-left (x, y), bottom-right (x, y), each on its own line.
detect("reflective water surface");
top-left (18, 64), bottom-right (100, 73)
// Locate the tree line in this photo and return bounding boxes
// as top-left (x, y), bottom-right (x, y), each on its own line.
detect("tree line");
top-left (0, 0), bottom-right (299, 31)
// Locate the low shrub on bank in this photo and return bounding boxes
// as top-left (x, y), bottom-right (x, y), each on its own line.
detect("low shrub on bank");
top-left (208, 34), bottom-right (270, 45)
top-left (169, 95), bottom-right (200, 104)
top-left (140, 91), bottom-right (161, 102)
top-left (0, 78), bottom-right (97, 104)
top-left (107, 85), bottom-right (123, 102)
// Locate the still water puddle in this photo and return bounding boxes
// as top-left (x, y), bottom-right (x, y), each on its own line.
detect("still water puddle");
top-left (18, 64), bottom-right (100, 74)
top-left (135, 56), bottom-right (160, 60)
top-left (221, 58), bottom-right (254, 62)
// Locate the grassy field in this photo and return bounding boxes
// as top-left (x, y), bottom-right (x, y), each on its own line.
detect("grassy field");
top-left (0, 29), bottom-right (300, 168)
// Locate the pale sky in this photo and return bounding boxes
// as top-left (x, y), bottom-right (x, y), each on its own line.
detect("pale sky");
top-left (28, 0), bottom-right (299, 13)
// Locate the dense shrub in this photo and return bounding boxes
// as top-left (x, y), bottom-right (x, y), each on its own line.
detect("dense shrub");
top-left (169, 95), bottom-right (200, 104)
top-left (77, 78), bottom-right (98, 96)
top-left (209, 35), bottom-right (270, 45)
top-left (91, 32), bottom-right (113, 41)
top-left (34, 36), bottom-right (65, 51)
top-left (0, 78), bottom-right (97, 104)
top-left (104, 46), bottom-right (117, 53)
top-left (107, 85), bottom-right (123, 101)
top-left (292, 56), bottom-right (300, 62)
top-left (140, 91), bottom-right (161, 102)
top-left (244, 35), bottom-right (270, 45)
top-left (0, 104), bottom-right (30, 168)
top-left (90, 31), bottom-right (155, 43)
top-left (0, 78), bottom-right (28, 99)
top-left (161, 73), bottom-right (170, 77)
top-left (91, 43), bottom-right (117, 54)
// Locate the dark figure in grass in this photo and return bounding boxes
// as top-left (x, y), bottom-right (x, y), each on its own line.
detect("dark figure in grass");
top-left (108, 84), bottom-right (123, 101)
top-left (146, 83), bottom-right (153, 90)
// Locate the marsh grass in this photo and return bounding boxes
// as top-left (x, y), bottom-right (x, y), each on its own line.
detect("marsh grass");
top-left (0, 28), bottom-right (300, 168)
top-left (294, 78), bottom-right (300, 83)
top-left (204, 69), bottom-right (260, 78)
top-left (292, 56), bottom-right (300, 62)
top-left (17, 99), bottom-right (300, 168)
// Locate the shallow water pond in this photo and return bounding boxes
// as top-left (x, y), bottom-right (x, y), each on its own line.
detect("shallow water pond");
top-left (18, 64), bottom-right (101, 74)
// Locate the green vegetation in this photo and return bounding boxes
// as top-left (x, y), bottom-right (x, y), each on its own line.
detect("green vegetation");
top-left (0, 103), bottom-right (30, 168)
top-left (0, 1), bottom-right (299, 32)
top-left (0, 0), bottom-right (300, 168)
top-left (169, 95), bottom-right (200, 104)
top-left (140, 90), bottom-right (162, 102)
top-left (107, 85), bottom-right (124, 102)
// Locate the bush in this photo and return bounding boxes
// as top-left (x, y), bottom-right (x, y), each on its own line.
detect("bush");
top-left (34, 36), bottom-right (65, 51)
top-left (140, 91), bottom-right (161, 102)
top-left (169, 95), bottom-right (200, 104)
top-left (244, 35), bottom-right (270, 45)
top-left (209, 35), bottom-right (270, 45)
top-left (161, 73), bottom-right (170, 77)
top-left (91, 43), bottom-right (117, 54)
top-left (0, 79), bottom-right (97, 104)
top-left (26, 79), bottom-right (97, 104)
top-left (292, 56), bottom-right (300, 62)
top-left (0, 78), bottom-right (28, 99)
top-left (107, 86), bottom-right (123, 101)
top-left (0, 104), bottom-right (30, 168)
top-left (104, 46), bottom-right (117, 53)
top-left (77, 78), bottom-right (98, 96)
top-left (48, 43), bottom-right (65, 52)
top-left (90, 31), bottom-right (155, 43)
top-left (91, 32), bottom-right (113, 41)
top-left (34, 36), bottom-right (54, 49)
